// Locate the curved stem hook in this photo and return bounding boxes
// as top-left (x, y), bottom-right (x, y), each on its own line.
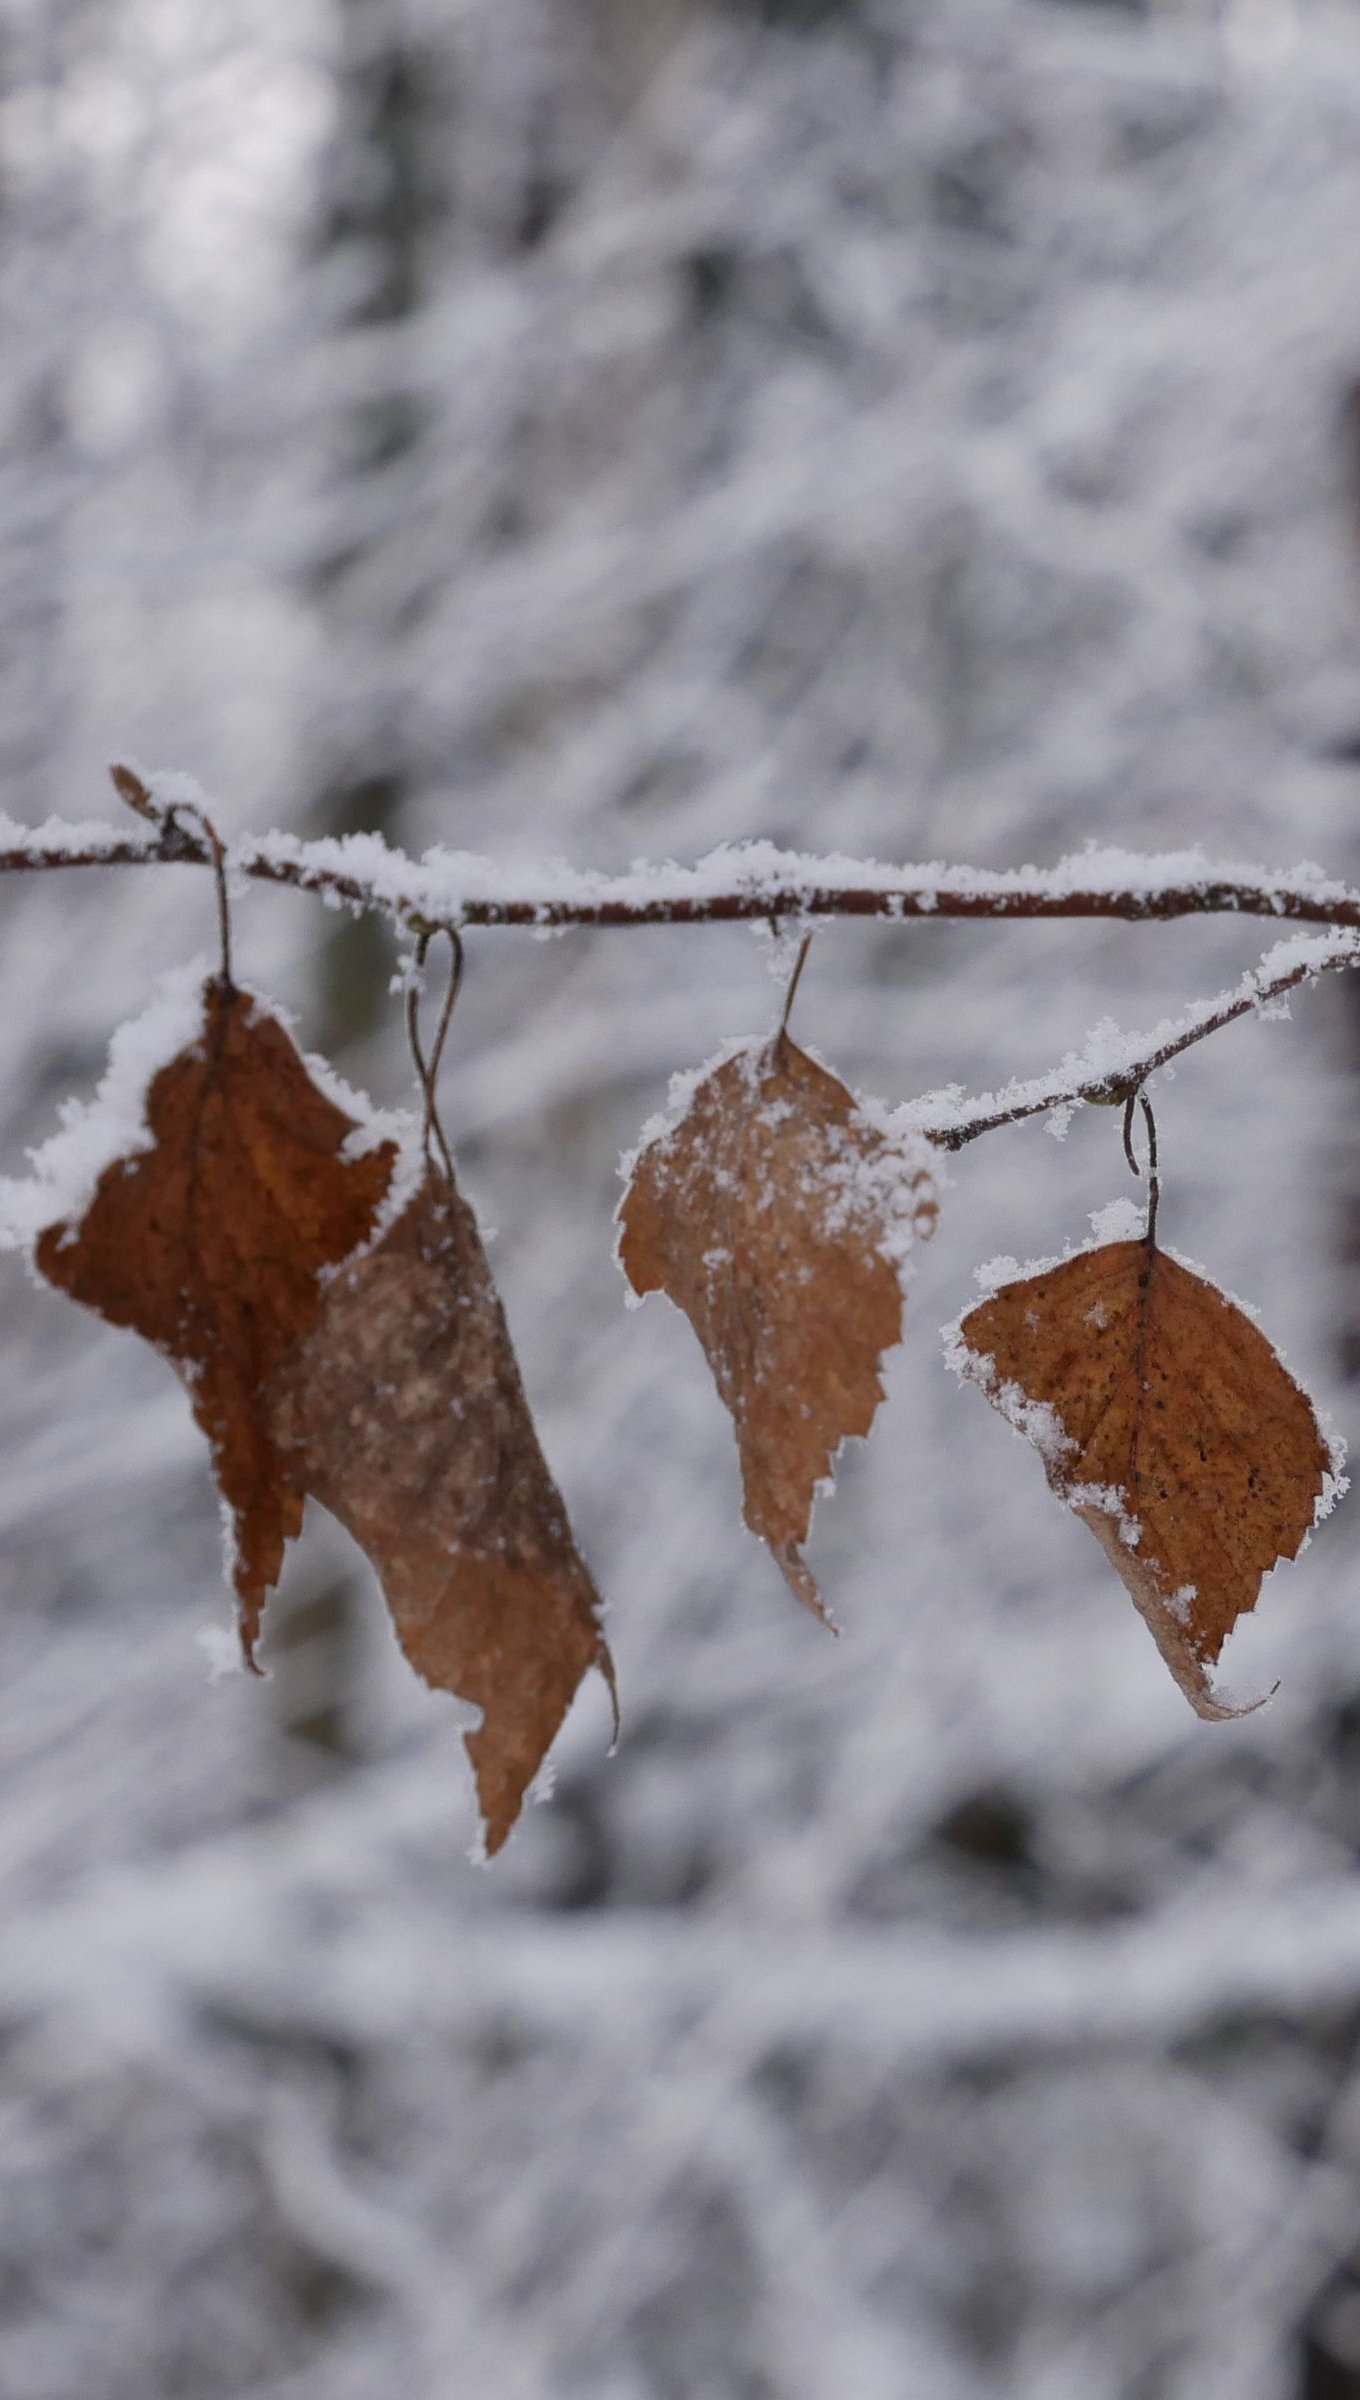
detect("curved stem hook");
top-left (406, 925), bottom-right (464, 1183)
top-left (1122, 1085), bottom-right (1161, 1249)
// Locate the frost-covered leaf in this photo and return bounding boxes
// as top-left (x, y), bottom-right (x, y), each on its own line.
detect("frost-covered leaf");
top-left (950, 1239), bottom-right (1343, 1717)
top-left (31, 976), bottom-right (399, 1662)
top-left (268, 1170), bottom-right (613, 1855)
top-left (617, 1031), bottom-right (939, 1619)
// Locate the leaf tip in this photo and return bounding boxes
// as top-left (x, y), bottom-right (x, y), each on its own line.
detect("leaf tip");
top-left (597, 1640), bottom-right (622, 1753)
top-left (771, 1541), bottom-right (839, 1632)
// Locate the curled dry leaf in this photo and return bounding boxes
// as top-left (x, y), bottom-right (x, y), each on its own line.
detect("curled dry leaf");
top-left (35, 978), bottom-right (397, 1663)
top-left (269, 1171), bottom-right (614, 1856)
top-left (618, 1032), bottom-right (938, 1619)
top-left (952, 1238), bottom-right (1341, 1717)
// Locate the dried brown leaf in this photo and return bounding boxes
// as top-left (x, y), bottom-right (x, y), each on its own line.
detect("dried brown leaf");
top-left (953, 1238), bottom-right (1340, 1716)
top-left (35, 978), bottom-right (397, 1661)
top-left (269, 1171), bottom-right (613, 1855)
top-left (618, 1033), bottom-right (938, 1617)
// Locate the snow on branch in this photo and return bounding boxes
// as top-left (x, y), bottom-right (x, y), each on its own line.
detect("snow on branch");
top-left (6, 776), bottom-right (1360, 1154)
top-left (235, 830), bottom-right (1360, 933)
top-left (910, 929), bottom-right (1360, 1148)
top-left (2, 773), bottom-right (1360, 935)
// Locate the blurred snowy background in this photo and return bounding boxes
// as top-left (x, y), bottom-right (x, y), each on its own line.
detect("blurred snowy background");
top-left (6, 0), bottom-right (1360, 2393)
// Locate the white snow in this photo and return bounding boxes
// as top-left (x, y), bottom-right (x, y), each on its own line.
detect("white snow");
top-left (0, 960), bottom-right (211, 1252)
top-left (615, 1033), bottom-right (762, 1190)
top-left (1087, 1198), bottom-right (1146, 1246)
top-left (0, 810), bottom-right (165, 860)
top-left (1068, 1482), bottom-right (1143, 1552)
top-left (940, 1316), bottom-right (1077, 1476)
top-left (0, 967), bottom-right (422, 1278)
top-left (1, 810), bottom-right (1348, 936)
top-left (194, 1623), bottom-right (244, 1684)
top-left (232, 830), bottom-right (1360, 927)
top-left (906, 929), bottom-right (1360, 1144)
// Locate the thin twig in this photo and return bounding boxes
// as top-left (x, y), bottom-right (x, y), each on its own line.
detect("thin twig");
top-left (917, 935), bottom-right (1360, 1150)
top-left (405, 928), bottom-right (464, 1182)
top-left (1123, 1088), bottom-right (1160, 1249)
top-left (178, 809), bottom-right (235, 991)
top-left (772, 930), bottom-right (813, 1052)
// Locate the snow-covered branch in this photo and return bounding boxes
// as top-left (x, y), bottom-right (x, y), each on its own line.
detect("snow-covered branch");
top-left (912, 930), bottom-right (1360, 1148)
top-left (11, 781), bottom-right (1360, 1159)
top-left (6, 784), bottom-right (1360, 937)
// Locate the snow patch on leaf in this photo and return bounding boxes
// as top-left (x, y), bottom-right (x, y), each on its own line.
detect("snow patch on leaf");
top-left (941, 1327), bottom-right (1076, 1473)
top-left (0, 960), bottom-right (211, 1254)
top-left (616, 1035), bottom-right (763, 1195)
top-left (618, 1032), bottom-right (937, 1621)
top-left (1088, 1198), bottom-right (1145, 1245)
top-left (951, 1240), bottom-right (1339, 1722)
